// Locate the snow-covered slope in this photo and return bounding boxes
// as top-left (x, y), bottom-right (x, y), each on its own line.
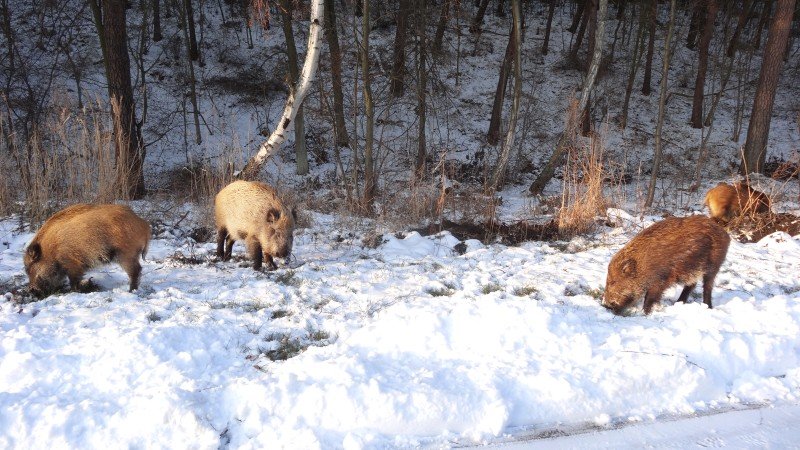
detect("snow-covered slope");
top-left (1, 210), bottom-right (799, 448)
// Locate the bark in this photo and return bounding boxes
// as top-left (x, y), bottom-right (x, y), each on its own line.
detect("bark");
top-left (726, 0), bottom-right (754, 57)
top-left (686, 1), bottom-right (702, 49)
top-left (741, 0), bottom-right (796, 174)
top-left (415, 0), bottom-right (428, 180)
top-left (542, 0), bottom-right (556, 55)
top-left (487, 28), bottom-right (515, 146)
top-left (470, 0), bottom-right (491, 33)
top-left (754, 0), bottom-right (773, 49)
top-left (101, 0), bottom-right (145, 199)
top-left (569, 3), bottom-right (589, 61)
top-left (183, 0), bottom-right (198, 61)
top-left (585, 0), bottom-right (598, 73)
top-left (691, 0), bottom-right (718, 129)
top-left (152, 0), bottom-right (162, 42)
top-left (489, 0), bottom-right (522, 190)
top-left (181, 0), bottom-right (201, 144)
top-left (641, 0), bottom-right (656, 95)
top-left (390, 0), bottom-right (410, 97)
top-left (433, 0), bottom-right (450, 54)
top-left (324, 0), bottom-right (349, 147)
top-left (529, 0), bottom-right (608, 195)
top-left (645, 0), bottom-right (677, 208)
top-left (362, 0), bottom-right (376, 208)
top-left (279, 0), bottom-right (308, 175)
top-left (238, 0), bottom-right (324, 180)
top-left (568, 0), bottom-right (585, 33)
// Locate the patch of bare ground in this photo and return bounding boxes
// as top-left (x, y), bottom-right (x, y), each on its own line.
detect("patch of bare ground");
top-left (725, 213), bottom-right (800, 243)
top-left (414, 219), bottom-right (562, 247)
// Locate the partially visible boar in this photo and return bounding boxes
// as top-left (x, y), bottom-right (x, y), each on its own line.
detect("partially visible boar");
top-left (24, 204), bottom-right (151, 297)
top-left (704, 182), bottom-right (771, 222)
top-left (214, 180), bottom-right (295, 270)
top-left (602, 215), bottom-right (730, 315)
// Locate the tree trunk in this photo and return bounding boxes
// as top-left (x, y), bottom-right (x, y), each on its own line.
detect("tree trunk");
top-left (585, 0), bottom-right (598, 72)
top-left (691, 0), bottom-right (718, 129)
top-left (183, 0), bottom-right (199, 61)
top-left (568, 0), bottom-right (585, 33)
top-left (324, 0), bottom-right (349, 147)
top-left (569, 3), bottom-right (590, 61)
top-left (279, 0), bottom-right (308, 175)
top-left (542, 0), bottom-right (556, 55)
top-left (101, 0), bottom-right (146, 199)
top-left (181, 0), bottom-right (201, 144)
top-left (529, 0), bottom-right (608, 195)
top-left (415, 0), bottom-right (428, 181)
top-left (238, 0), bottom-right (324, 180)
top-left (645, 0), bottom-right (677, 208)
top-left (741, 0), bottom-right (795, 174)
top-left (686, 1), bottom-right (702, 49)
top-left (487, 29), bottom-right (514, 146)
top-left (754, 0), bottom-right (773, 49)
top-left (470, 0), bottom-right (491, 33)
top-left (362, 0), bottom-right (376, 209)
top-left (620, 12), bottom-right (645, 129)
top-left (726, 0), bottom-right (754, 57)
top-left (641, 0), bottom-right (656, 95)
top-left (489, 0), bottom-right (522, 191)
top-left (152, 0), bottom-right (162, 42)
top-left (390, 0), bottom-right (410, 97)
top-left (433, 0), bottom-right (450, 54)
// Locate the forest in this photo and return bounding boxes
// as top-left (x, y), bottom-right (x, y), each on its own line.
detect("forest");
top-left (1, 0), bottom-right (800, 448)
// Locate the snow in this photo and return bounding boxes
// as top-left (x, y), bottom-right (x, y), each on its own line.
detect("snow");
top-left (2, 208), bottom-right (800, 448)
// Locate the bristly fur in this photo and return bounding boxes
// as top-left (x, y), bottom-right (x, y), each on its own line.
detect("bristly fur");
top-left (704, 182), bottom-right (771, 222)
top-left (602, 215), bottom-right (730, 315)
top-left (24, 204), bottom-right (151, 297)
top-left (214, 180), bottom-right (295, 271)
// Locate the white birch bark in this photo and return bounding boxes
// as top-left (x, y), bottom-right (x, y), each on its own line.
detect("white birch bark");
top-left (237, 0), bottom-right (325, 179)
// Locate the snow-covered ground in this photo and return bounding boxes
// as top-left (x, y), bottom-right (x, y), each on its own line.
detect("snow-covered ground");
top-left (1, 206), bottom-right (800, 449)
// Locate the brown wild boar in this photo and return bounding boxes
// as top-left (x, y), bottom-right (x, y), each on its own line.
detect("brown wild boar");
top-left (704, 182), bottom-right (771, 222)
top-left (24, 204), bottom-right (151, 297)
top-left (602, 215), bottom-right (730, 315)
top-left (215, 180), bottom-right (295, 270)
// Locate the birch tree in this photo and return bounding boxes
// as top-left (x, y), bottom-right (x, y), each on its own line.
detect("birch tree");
top-left (238, 0), bottom-right (324, 180)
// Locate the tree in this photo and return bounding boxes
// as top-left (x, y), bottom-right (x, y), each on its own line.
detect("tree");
top-left (415, 0), bottom-right (428, 180)
top-left (529, 0), bottom-right (608, 195)
top-left (279, 0), bottom-right (309, 175)
top-left (641, 0), bottom-right (656, 95)
top-left (361, 0), bottom-right (376, 209)
top-left (645, 0), bottom-right (677, 207)
top-left (238, 0), bottom-right (324, 180)
top-left (390, 0), bottom-right (410, 97)
top-left (542, 0), bottom-right (556, 55)
top-left (690, 0), bottom-right (718, 129)
top-left (741, 0), bottom-right (796, 174)
top-left (323, 0), bottom-right (349, 147)
top-left (152, 0), bottom-right (162, 42)
top-left (488, 0), bottom-right (522, 190)
top-left (90, 0), bottom-right (146, 199)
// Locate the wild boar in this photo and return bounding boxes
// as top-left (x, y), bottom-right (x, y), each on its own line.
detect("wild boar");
top-left (704, 182), bottom-right (771, 222)
top-left (24, 204), bottom-right (151, 297)
top-left (602, 215), bottom-right (730, 315)
top-left (214, 180), bottom-right (295, 270)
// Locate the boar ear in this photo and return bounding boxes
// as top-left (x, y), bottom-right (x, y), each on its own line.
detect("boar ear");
top-left (26, 243), bottom-right (42, 262)
top-left (621, 258), bottom-right (636, 276)
top-left (291, 207), bottom-right (297, 221)
top-left (266, 208), bottom-right (281, 222)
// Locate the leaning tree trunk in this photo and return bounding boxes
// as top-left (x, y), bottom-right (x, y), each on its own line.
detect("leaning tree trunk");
top-left (324, 0), bottom-right (349, 147)
top-left (487, 28), bottom-right (515, 146)
top-left (741, 0), bottom-right (796, 175)
top-left (645, 0), bottom-right (677, 208)
top-left (279, 0), bottom-right (308, 175)
top-left (470, 0), bottom-right (491, 33)
top-left (691, 0), bottom-right (718, 129)
top-left (98, 0), bottom-right (146, 199)
top-left (488, 0), bottom-right (522, 191)
top-left (529, 0), bottom-right (608, 195)
top-left (433, 0), bottom-right (450, 54)
top-left (415, 0), bottom-right (428, 180)
top-left (238, 0), bottom-right (324, 180)
top-left (727, 0), bottom-right (754, 57)
top-left (542, 0), bottom-right (556, 55)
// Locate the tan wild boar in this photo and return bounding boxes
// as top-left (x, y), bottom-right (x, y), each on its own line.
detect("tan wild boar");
top-left (704, 182), bottom-right (771, 222)
top-left (24, 204), bottom-right (151, 297)
top-left (602, 215), bottom-right (730, 315)
top-left (214, 180), bottom-right (295, 270)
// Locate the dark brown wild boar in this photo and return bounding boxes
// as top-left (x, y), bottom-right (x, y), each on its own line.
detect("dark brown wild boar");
top-left (215, 180), bottom-right (295, 270)
top-left (602, 215), bottom-right (730, 315)
top-left (704, 182), bottom-right (771, 222)
top-left (24, 204), bottom-right (151, 297)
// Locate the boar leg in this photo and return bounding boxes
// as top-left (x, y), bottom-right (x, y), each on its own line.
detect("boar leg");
top-left (676, 283), bottom-right (697, 304)
top-left (224, 238), bottom-right (235, 261)
top-left (216, 228), bottom-right (228, 259)
top-left (702, 273), bottom-right (717, 309)
top-left (642, 287), bottom-right (664, 315)
top-left (247, 239), bottom-right (263, 270)
top-left (121, 258), bottom-right (142, 291)
top-left (264, 254), bottom-right (278, 271)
